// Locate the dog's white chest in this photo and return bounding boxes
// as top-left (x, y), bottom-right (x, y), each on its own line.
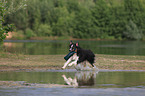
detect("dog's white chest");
top-left (71, 53), bottom-right (78, 60)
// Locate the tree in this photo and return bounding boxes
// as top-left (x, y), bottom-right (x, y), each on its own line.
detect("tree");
top-left (4, 0), bottom-right (27, 14)
top-left (0, 0), bottom-right (27, 42)
top-left (2, 0), bottom-right (145, 40)
top-left (123, 20), bottom-right (143, 40)
top-left (74, 6), bottom-right (96, 39)
top-left (108, 1), bottom-right (127, 39)
top-left (37, 24), bottom-right (52, 36)
top-left (123, 0), bottom-right (145, 39)
top-left (92, 0), bottom-right (111, 39)
top-left (52, 6), bottom-right (74, 37)
top-left (0, 1), bottom-right (13, 42)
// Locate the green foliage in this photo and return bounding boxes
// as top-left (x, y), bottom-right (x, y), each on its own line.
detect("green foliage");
top-left (3, 0), bottom-right (145, 40)
top-left (25, 28), bottom-right (36, 39)
top-left (92, 0), bottom-right (111, 39)
top-left (52, 6), bottom-right (72, 36)
top-left (13, 30), bottom-right (25, 40)
top-left (124, 20), bottom-right (143, 40)
top-left (37, 24), bottom-right (52, 36)
top-left (0, 1), bottom-right (14, 42)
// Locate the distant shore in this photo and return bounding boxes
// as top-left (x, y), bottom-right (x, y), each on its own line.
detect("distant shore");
top-left (0, 52), bottom-right (145, 71)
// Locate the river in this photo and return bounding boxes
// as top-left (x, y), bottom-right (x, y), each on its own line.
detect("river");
top-left (2, 40), bottom-right (145, 55)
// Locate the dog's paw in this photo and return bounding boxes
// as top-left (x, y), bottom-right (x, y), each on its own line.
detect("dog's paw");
top-left (61, 67), bottom-right (65, 70)
top-left (68, 64), bottom-right (72, 66)
top-left (62, 75), bottom-right (65, 77)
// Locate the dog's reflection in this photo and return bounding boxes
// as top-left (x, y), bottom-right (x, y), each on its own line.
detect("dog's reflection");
top-left (62, 71), bottom-right (98, 87)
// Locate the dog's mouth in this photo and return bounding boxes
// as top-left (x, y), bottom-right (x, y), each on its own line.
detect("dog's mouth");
top-left (69, 48), bottom-right (72, 52)
top-left (69, 49), bottom-right (74, 52)
top-left (69, 47), bottom-right (77, 52)
top-left (69, 44), bottom-right (77, 52)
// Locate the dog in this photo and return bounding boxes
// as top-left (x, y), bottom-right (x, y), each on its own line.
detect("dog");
top-left (62, 41), bottom-right (95, 69)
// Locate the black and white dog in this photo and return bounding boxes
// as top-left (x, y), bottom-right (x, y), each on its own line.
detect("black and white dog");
top-left (62, 41), bottom-right (95, 69)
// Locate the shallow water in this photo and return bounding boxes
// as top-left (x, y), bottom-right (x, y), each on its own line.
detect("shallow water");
top-left (1, 87), bottom-right (145, 96)
top-left (0, 70), bottom-right (145, 96)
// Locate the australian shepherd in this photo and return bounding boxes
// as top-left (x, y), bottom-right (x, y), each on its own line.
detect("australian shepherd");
top-left (62, 41), bottom-right (95, 69)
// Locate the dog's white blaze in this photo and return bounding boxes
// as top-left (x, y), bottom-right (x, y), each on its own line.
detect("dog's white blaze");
top-left (69, 44), bottom-right (73, 51)
top-left (71, 45), bottom-right (73, 48)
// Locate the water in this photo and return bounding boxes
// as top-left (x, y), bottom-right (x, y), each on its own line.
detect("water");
top-left (2, 40), bottom-right (145, 55)
top-left (1, 40), bottom-right (145, 95)
top-left (1, 87), bottom-right (145, 96)
top-left (0, 70), bottom-right (145, 96)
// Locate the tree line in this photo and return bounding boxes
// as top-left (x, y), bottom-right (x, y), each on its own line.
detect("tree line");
top-left (3, 0), bottom-right (145, 40)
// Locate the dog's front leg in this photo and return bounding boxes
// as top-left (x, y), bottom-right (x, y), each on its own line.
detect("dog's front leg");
top-left (62, 57), bottom-right (72, 69)
top-left (68, 60), bottom-right (76, 67)
top-left (68, 56), bottom-right (78, 67)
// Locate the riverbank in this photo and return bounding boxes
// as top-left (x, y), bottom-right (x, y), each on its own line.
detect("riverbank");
top-left (0, 81), bottom-right (72, 88)
top-left (0, 52), bottom-right (145, 71)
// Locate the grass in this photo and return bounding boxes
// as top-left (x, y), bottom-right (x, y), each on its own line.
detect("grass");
top-left (96, 54), bottom-right (145, 70)
top-left (0, 52), bottom-right (145, 71)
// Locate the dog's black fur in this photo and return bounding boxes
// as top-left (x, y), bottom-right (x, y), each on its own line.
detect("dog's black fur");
top-left (69, 41), bottom-right (95, 67)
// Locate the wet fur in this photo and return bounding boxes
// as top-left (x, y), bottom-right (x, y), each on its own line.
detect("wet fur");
top-left (76, 46), bottom-right (95, 67)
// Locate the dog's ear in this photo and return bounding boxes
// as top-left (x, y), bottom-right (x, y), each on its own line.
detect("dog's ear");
top-left (70, 40), bottom-right (73, 44)
top-left (76, 42), bottom-right (79, 46)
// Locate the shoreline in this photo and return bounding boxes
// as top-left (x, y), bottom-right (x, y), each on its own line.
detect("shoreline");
top-left (0, 54), bottom-right (145, 71)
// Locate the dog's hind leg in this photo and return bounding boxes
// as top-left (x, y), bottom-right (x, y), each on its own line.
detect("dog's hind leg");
top-left (90, 63), bottom-right (95, 68)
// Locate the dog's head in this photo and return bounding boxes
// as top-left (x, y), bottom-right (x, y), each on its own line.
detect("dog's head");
top-left (69, 41), bottom-right (79, 52)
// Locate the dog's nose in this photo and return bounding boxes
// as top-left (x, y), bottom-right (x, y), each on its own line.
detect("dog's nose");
top-left (69, 49), bottom-right (71, 51)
